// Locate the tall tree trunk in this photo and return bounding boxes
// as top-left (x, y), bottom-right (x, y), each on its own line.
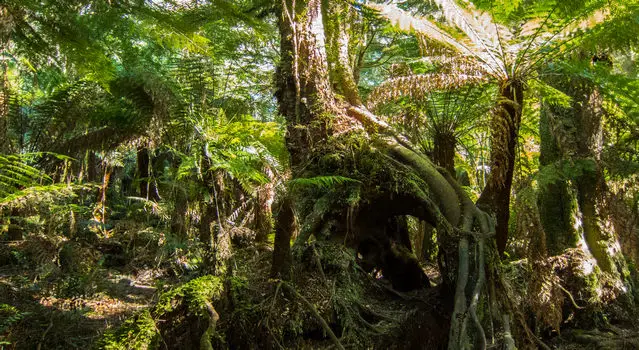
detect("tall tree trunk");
top-left (271, 196), bottom-right (296, 280)
top-left (573, 88), bottom-right (615, 273)
top-left (477, 79), bottom-right (524, 255)
top-left (275, 0), bottom-right (344, 175)
top-left (546, 69), bottom-right (619, 274)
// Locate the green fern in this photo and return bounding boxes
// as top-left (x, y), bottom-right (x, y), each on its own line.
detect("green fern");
top-left (288, 176), bottom-right (361, 192)
top-left (0, 154), bottom-right (51, 200)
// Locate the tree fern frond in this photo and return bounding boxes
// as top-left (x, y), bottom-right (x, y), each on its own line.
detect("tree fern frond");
top-left (430, 0), bottom-right (510, 65)
top-left (367, 3), bottom-right (476, 55)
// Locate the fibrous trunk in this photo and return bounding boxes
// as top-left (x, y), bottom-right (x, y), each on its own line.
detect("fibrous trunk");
top-left (137, 146), bottom-right (151, 199)
top-left (477, 79), bottom-right (524, 255)
top-left (171, 157), bottom-right (189, 241)
top-left (433, 131), bottom-right (456, 176)
top-left (254, 169), bottom-right (274, 242)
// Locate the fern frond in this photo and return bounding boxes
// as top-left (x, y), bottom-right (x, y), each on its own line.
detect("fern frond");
top-left (288, 176), bottom-right (361, 192)
top-left (367, 2), bottom-right (505, 76)
top-left (0, 154), bottom-right (51, 199)
top-left (0, 183), bottom-right (97, 208)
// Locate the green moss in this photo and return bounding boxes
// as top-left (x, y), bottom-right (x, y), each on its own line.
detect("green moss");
top-left (155, 275), bottom-right (223, 316)
top-left (99, 310), bottom-right (158, 350)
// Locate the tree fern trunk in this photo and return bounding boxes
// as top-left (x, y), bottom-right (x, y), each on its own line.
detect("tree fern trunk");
top-left (86, 151), bottom-right (99, 183)
top-left (149, 151), bottom-right (165, 202)
top-left (271, 197), bottom-right (296, 280)
top-left (0, 55), bottom-right (10, 153)
top-left (137, 146), bottom-right (150, 199)
top-left (254, 182), bottom-right (274, 243)
top-left (477, 79), bottom-right (524, 255)
top-left (433, 131), bottom-right (456, 176)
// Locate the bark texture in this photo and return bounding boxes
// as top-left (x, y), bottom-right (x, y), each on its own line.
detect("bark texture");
top-left (477, 79), bottom-right (524, 255)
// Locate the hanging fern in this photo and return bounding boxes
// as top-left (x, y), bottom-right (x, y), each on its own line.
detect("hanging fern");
top-left (0, 154), bottom-right (51, 200)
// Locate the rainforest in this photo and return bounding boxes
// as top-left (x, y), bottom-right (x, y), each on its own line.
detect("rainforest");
top-left (1, 0), bottom-right (639, 349)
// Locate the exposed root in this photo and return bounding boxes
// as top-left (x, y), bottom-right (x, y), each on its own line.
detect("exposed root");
top-left (558, 283), bottom-right (585, 310)
top-left (449, 237), bottom-right (470, 350)
top-left (469, 239), bottom-right (487, 350)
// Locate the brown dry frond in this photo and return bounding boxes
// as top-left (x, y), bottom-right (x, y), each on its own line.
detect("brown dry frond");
top-left (366, 73), bottom-right (488, 111)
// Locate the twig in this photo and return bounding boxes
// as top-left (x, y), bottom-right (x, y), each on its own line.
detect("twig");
top-left (36, 320), bottom-right (53, 350)
top-left (281, 282), bottom-right (345, 350)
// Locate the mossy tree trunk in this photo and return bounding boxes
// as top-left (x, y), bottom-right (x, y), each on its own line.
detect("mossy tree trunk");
top-left (572, 87), bottom-right (615, 273)
top-left (538, 105), bottom-right (578, 255)
top-left (545, 68), bottom-right (621, 275)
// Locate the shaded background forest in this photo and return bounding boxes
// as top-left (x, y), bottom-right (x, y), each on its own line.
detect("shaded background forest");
top-left (1, 0), bottom-right (639, 349)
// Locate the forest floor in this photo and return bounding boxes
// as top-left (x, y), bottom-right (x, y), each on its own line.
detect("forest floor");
top-left (0, 261), bottom-right (160, 348)
top-left (1, 234), bottom-right (639, 349)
